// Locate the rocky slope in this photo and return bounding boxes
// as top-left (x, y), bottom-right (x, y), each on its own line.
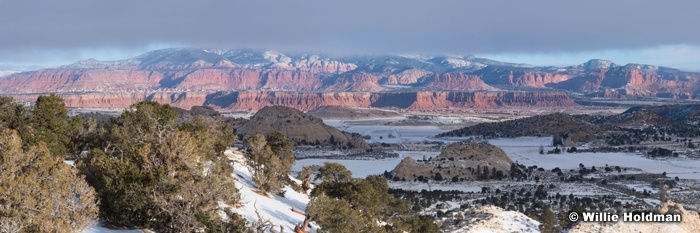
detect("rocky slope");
top-left (392, 140), bottom-right (513, 181)
top-left (2, 48), bottom-right (699, 111)
top-left (475, 66), bottom-right (572, 88)
top-left (235, 106), bottom-right (367, 148)
top-left (551, 64), bottom-right (700, 99)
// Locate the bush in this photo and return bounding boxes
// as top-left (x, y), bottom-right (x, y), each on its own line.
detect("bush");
top-left (78, 101), bottom-right (243, 231)
top-left (310, 170), bottom-right (439, 233)
top-left (0, 129), bottom-right (98, 232)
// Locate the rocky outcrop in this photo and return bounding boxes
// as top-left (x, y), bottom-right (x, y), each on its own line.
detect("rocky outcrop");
top-left (0, 69), bottom-right (163, 93)
top-left (162, 69), bottom-right (331, 91)
top-left (290, 55), bottom-right (358, 73)
top-left (236, 106), bottom-right (367, 148)
top-left (552, 66), bottom-right (700, 98)
top-left (164, 69), bottom-right (263, 90)
top-left (476, 66), bottom-right (572, 87)
top-left (407, 91), bottom-right (577, 110)
top-left (391, 157), bottom-right (420, 180)
top-left (421, 73), bottom-right (496, 90)
top-left (391, 140), bottom-right (513, 181)
top-left (262, 51), bottom-right (357, 73)
top-left (325, 73), bottom-right (385, 92)
top-left (583, 59), bottom-right (618, 71)
top-left (385, 68), bottom-right (431, 85)
top-left (227, 91), bottom-right (374, 111)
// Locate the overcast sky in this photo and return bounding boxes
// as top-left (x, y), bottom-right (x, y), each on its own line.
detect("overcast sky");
top-left (2, 0), bottom-right (699, 70)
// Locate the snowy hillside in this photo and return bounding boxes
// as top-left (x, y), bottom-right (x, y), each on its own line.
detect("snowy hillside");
top-left (225, 148), bottom-right (318, 233)
top-left (446, 205), bottom-right (540, 233)
top-left (0, 70), bottom-right (20, 77)
top-left (82, 148), bottom-right (316, 233)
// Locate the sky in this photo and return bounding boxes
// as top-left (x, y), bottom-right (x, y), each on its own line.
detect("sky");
top-left (1, 0), bottom-right (700, 71)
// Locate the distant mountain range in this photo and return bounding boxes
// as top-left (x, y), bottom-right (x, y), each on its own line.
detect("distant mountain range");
top-left (1, 48), bottom-right (699, 111)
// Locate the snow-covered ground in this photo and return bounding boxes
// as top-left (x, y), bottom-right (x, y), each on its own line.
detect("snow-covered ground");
top-left (82, 132), bottom-right (700, 232)
top-left (486, 137), bottom-right (700, 179)
top-left (293, 135), bottom-right (700, 180)
top-left (448, 205), bottom-right (540, 233)
top-left (294, 158), bottom-right (399, 178)
top-left (325, 119), bottom-right (449, 144)
top-left (293, 150), bottom-right (440, 179)
top-left (389, 182), bottom-right (492, 193)
top-left (84, 149), bottom-right (316, 233)
top-left (227, 149), bottom-right (317, 232)
top-left (0, 70), bottom-right (20, 77)
top-left (83, 224), bottom-right (142, 233)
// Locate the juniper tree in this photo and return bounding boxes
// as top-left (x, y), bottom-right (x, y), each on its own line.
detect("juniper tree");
top-left (29, 94), bottom-right (80, 157)
top-left (0, 97), bottom-right (27, 132)
top-left (0, 129), bottom-right (98, 233)
top-left (297, 166), bottom-right (314, 194)
top-left (78, 101), bottom-right (242, 231)
top-left (306, 194), bottom-right (375, 233)
top-left (539, 207), bottom-right (557, 233)
top-left (315, 162), bottom-right (353, 183)
top-left (309, 163), bottom-right (439, 233)
top-left (245, 131), bottom-right (295, 194)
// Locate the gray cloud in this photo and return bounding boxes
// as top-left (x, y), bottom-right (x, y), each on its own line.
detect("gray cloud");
top-left (1, 0), bottom-right (699, 65)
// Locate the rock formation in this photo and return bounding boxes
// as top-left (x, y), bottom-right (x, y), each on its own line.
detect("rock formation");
top-left (391, 140), bottom-right (513, 181)
top-left (476, 66), bottom-right (572, 88)
top-left (551, 65), bottom-right (700, 98)
top-left (236, 106), bottom-right (367, 148)
top-left (421, 73), bottom-right (496, 90)
top-left (7, 90), bottom-right (577, 111)
top-left (2, 48), bottom-right (699, 112)
top-left (385, 68), bottom-right (431, 85)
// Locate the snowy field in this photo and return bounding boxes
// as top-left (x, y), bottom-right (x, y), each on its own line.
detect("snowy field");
top-left (294, 135), bottom-right (700, 193)
top-left (325, 119), bottom-right (449, 144)
top-left (293, 151), bottom-right (440, 178)
top-left (487, 137), bottom-right (700, 179)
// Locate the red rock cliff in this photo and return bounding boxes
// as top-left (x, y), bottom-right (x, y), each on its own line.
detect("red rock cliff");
top-left (222, 91), bottom-right (577, 111)
top-left (477, 67), bottom-right (572, 87)
top-left (421, 73), bottom-right (496, 90)
top-left (0, 69), bottom-right (163, 93)
top-left (407, 91), bottom-right (576, 110)
top-left (8, 90), bottom-right (576, 111)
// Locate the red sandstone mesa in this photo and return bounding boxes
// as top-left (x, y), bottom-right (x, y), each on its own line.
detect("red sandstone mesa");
top-left (2, 48), bottom-right (699, 111)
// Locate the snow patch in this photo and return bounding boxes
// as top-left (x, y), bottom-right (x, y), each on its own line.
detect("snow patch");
top-left (226, 148), bottom-right (318, 232)
top-left (449, 205), bottom-right (540, 233)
